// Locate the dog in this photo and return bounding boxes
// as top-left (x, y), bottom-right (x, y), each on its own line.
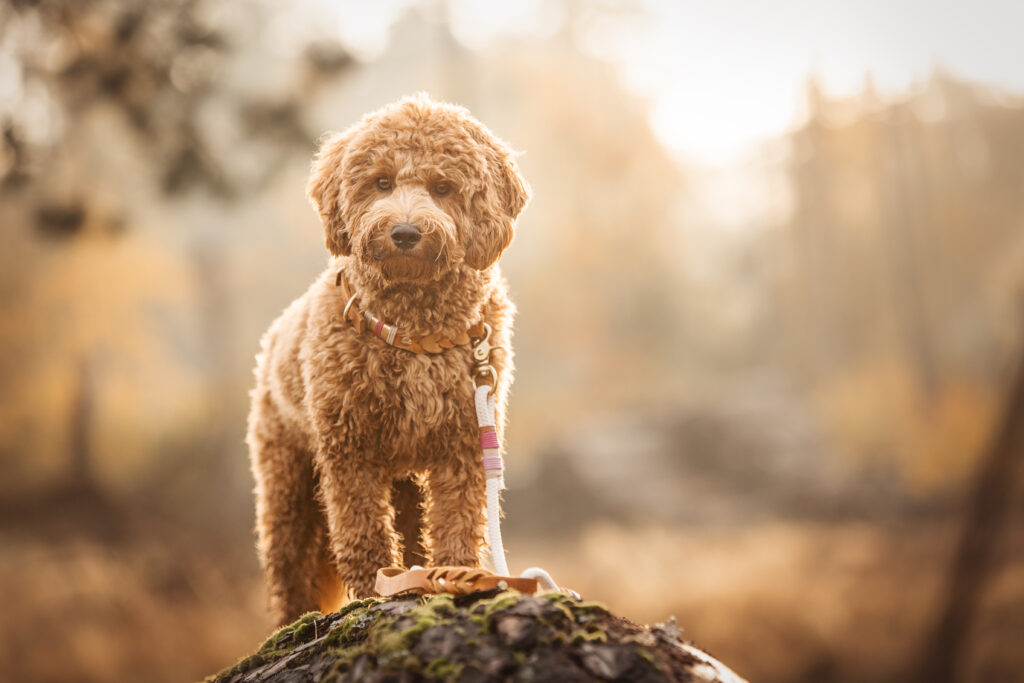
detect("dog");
top-left (246, 95), bottom-right (529, 625)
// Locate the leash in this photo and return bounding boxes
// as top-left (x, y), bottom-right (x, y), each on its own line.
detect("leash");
top-left (335, 270), bottom-right (575, 598)
top-left (469, 324), bottom-right (566, 596)
top-left (470, 322), bottom-right (508, 576)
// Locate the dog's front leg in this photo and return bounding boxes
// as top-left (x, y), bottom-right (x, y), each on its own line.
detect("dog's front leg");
top-left (423, 436), bottom-right (488, 568)
top-left (315, 440), bottom-right (402, 599)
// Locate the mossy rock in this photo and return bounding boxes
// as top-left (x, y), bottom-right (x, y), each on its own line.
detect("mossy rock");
top-left (206, 590), bottom-right (746, 682)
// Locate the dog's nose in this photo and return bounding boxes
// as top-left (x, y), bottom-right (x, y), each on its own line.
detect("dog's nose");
top-left (390, 223), bottom-right (421, 250)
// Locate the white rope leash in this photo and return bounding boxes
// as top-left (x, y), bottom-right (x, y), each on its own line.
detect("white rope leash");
top-left (474, 384), bottom-right (508, 576)
top-left (467, 323), bottom-right (575, 597)
top-left (473, 382), bottom-right (575, 597)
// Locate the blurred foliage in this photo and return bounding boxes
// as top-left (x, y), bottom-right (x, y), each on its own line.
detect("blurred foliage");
top-left (778, 75), bottom-right (1024, 495)
top-left (0, 0), bottom-right (354, 504)
top-left (814, 359), bottom-right (995, 493)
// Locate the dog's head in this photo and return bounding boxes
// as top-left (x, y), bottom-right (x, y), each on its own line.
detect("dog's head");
top-left (307, 95), bottom-right (529, 282)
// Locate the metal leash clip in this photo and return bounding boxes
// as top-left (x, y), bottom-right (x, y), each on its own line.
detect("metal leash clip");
top-left (471, 322), bottom-right (495, 362)
top-left (471, 322), bottom-right (505, 394)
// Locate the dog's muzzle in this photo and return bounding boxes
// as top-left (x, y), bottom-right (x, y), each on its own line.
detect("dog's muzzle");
top-left (390, 223), bottom-right (421, 250)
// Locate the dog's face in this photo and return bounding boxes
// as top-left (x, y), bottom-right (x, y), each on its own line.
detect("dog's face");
top-left (307, 96), bottom-right (529, 282)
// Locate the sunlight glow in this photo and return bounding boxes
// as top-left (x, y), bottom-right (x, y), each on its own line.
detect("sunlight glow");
top-left (576, 0), bottom-right (1024, 165)
top-left (313, 0), bottom-right (1024, 166)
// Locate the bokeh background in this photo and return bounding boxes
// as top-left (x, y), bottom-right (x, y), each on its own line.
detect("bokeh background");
top-left (2, 1), bottom-right (1024, 681)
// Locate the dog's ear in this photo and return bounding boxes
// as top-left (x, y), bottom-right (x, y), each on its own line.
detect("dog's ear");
top-left (464, 147), bottom-right (530, 270)
top-left (307, 130), bottom-right (355, 257)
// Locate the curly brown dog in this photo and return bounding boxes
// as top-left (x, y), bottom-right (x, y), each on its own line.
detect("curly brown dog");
top-left (246, 95), bottom-right (529, 625)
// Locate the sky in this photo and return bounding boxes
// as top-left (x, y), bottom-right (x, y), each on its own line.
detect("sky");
top-left (316, 0), bottom-right (1024, 165)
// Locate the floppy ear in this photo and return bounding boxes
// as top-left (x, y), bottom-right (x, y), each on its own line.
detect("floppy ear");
top-left (307, 130), bottom-right (355, 256)
top-left (464, 149), bottom-right (530, 270)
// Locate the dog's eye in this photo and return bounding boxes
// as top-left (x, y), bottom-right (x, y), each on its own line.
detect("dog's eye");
top-left (433, 181), bottom-right (451, 196)
top-left (376, 177), bottom-right (392, 191)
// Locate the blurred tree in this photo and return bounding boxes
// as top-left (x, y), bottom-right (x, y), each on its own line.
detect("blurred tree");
top-left (879, 103), bottom-right (938, 401)
top-left (778, 73), bottom-right (1024, 493)
top-left (68, 356), bottom-right (96, 490)
top-left (0, 0), bottom-right (355, 509)
top-left (789, 77), bottom-right (854, 379)
top-left (916, 337), bottom-right (1024, 682)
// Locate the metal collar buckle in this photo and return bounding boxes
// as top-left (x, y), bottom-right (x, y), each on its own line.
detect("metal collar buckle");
top-left (471, 322), bottom-right (505, 396)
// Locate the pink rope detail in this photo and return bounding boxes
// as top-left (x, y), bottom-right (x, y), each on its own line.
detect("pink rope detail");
top-left (479, 431), bottom-right (500, 450)
top-left (374, 320), bottom-right (384, 336)
top-left (482, 455), bottom-right (503, 471)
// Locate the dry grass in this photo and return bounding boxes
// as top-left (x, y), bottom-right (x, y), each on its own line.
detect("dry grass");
top-left (1, 515), bottom-right (1022, 682)
top-left (0, 533), bottom-right (272, 683)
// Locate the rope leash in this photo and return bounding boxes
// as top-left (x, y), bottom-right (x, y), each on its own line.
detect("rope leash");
top-left (475, 383), bottom-right (508, 576)
top-left (469, 323), bottom-right (509, 578)
top-left (463, 325), bottom-right (576, 597)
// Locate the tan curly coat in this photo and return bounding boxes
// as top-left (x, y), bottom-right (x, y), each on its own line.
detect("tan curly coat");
top-left (246, 95), bottom-right (529, 625)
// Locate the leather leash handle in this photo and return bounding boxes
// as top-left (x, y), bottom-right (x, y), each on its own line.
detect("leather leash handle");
top-left (375, 566), bottom-right (540, 597)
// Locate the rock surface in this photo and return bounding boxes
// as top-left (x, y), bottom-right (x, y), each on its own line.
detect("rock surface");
top-left (207, 590), bottom-right (747, 683)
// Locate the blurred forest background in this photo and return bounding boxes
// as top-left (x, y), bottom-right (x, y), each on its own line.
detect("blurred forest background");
top-left (1, 1), bottom-right (1023, 682)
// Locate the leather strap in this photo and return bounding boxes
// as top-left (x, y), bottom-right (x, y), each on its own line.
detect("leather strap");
top-left (375, 566), bottom-right (540, 597)
top-left (336, 270), bottom-right (485, 354)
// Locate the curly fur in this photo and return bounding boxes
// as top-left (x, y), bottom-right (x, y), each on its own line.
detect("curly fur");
top-left (247, 95), bottom-right (529, 625)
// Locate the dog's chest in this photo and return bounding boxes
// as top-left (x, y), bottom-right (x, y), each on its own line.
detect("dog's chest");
top-left (350, 342), bottom-right (477, 455)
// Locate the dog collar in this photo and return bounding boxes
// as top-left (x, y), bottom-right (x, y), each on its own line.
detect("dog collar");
top-left (335, 269), bottom-right (486, 354)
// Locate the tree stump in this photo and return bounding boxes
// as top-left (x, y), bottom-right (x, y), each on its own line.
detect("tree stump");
top-left (207, 590), bottom-right (747, 682)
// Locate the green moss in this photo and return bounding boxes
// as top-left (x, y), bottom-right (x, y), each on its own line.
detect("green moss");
top-left (335, 596), bottom-right (386, 619)
top-left (636, 647), bottom-right (658, 664)
top-left (423, 657), bottom-right (465, 681)
top-left (206, 652), bottom-right (264, 681)
top-left (635, 646), bottom-right (673, 676)
top-left (207, 611), bottom-right (328, 681)
top-left (423, 593), bottom-right (456, 616)
top-left (477, 590), bottom-right (521, 624)
top-left (571, 628), bottom-right (608, 644)
top-left (317, 593), bottom-right (470, 677)
top-left (207, 590), bottom-right (631, 683)
top-left (369, 594), bottom-right (457, 660)
top-left (368, 621), bottom-right (412, 661)
top-left (541, 591), bottom-right (609, 618)
top-left (324, 608), bottom-right (382, 648)
top-left (317, 642), bottom-right (376, 682)
top-left (256, 611), bottom-right (322, 653)
top-left (576, 600), bottom-right (610, 614)
top-left (209, 643), bottom-right (296, 681)
top-left (292, 619), bottom-right (316, 643)
top-left (319, 652), bottom-right (372, 683)
top-left (538, 596), bottom-right (575, 624)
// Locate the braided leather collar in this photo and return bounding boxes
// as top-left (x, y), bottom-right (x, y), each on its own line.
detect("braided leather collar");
top-left (335, 270), bottom-right (485, 354)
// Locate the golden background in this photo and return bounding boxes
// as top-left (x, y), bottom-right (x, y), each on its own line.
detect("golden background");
top-left (1, 2), bottom-right (1023, 681)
